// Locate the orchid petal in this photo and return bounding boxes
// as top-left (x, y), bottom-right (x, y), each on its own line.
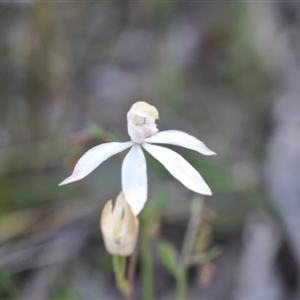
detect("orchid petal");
top-left (122, 144), bottom-right (147, 215)
top-left (59, 141), bottom-right (133, 185)
top-left (145, 130), bottom-right (216, 156)
top-left (143, 143), bottom-right (212, 195)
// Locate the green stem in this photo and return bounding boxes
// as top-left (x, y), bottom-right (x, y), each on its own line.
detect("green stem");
top-left (176, 269), bottom-right (187, 300)
top-left (113, 255), bottom-right (129, 296)
top-left (113, 255), bottom-right (125, 278)
top-left (181, 197), bottom-right (203, 265)
top-left (176, 196), bottom-right (204, 300)
top-left (140, 212), bottom-right (155, 300)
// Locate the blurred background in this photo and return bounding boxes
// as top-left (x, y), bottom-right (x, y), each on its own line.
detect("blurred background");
top-left (1, 0), bottom-right (300, 299)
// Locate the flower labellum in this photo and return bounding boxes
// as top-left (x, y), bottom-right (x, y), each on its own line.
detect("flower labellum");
top-left (60, 101), bottom-right (216, 215)
top-left (100, 192), bottom-right (139, 257)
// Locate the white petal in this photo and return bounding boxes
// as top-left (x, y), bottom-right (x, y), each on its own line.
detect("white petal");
top-left (145, 130), bottom-right (216, 155)
top-left (143, 143), bottom-right (212, 195)
top-left (59, 141), bottom-right (133, 185)
top-left (122, 144), bottom-right (147, 215)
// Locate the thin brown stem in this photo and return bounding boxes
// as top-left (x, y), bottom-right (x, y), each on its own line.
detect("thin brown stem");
top-left (126, 250), bottom-right (138, 300)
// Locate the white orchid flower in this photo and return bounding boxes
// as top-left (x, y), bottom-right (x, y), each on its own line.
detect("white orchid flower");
top-left (60, 101), bottom-right (216, 215)
top-left (100, 192), bottom-right (139, 256)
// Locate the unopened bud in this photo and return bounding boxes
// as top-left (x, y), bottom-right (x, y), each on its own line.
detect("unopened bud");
top-left (100, 192), bottom-right (139, 256)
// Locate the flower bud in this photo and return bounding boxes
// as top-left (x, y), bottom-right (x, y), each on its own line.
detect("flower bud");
top-left (100, 192), bottom-right (139, 256)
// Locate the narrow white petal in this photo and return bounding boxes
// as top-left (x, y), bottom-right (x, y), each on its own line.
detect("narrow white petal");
top-left (122, 144), bottom-right (147, 215)
top-left (59, 141), bottom-right (133, 185)
top-left (143, 143), bottom-right (212, 195)
top-left (145, 130), bottom-right (216, 155)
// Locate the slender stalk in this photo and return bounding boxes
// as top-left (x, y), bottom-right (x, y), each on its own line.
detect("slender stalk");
top-left (140, 212), bottom-right (155, 300)
top-left (113, 255), bottom-right (129, 296)
top-left (113, 255), bottom-right (125, 278)
top-left (176, 197), bottom-right (204, 300)
top-left (181, 197), bottom-right (203, 265)
top-left (126, 250), bottom-right (138, 300)
top-left (176, 269), bottom-right (187, 300)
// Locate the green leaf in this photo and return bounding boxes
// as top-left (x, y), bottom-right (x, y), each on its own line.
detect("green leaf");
top-left (157, 240), bottom-right (178, 275)
top-left (188, 246), bottom-right (222, 267)
top-left (87, 123), bottom-right (104, 138)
